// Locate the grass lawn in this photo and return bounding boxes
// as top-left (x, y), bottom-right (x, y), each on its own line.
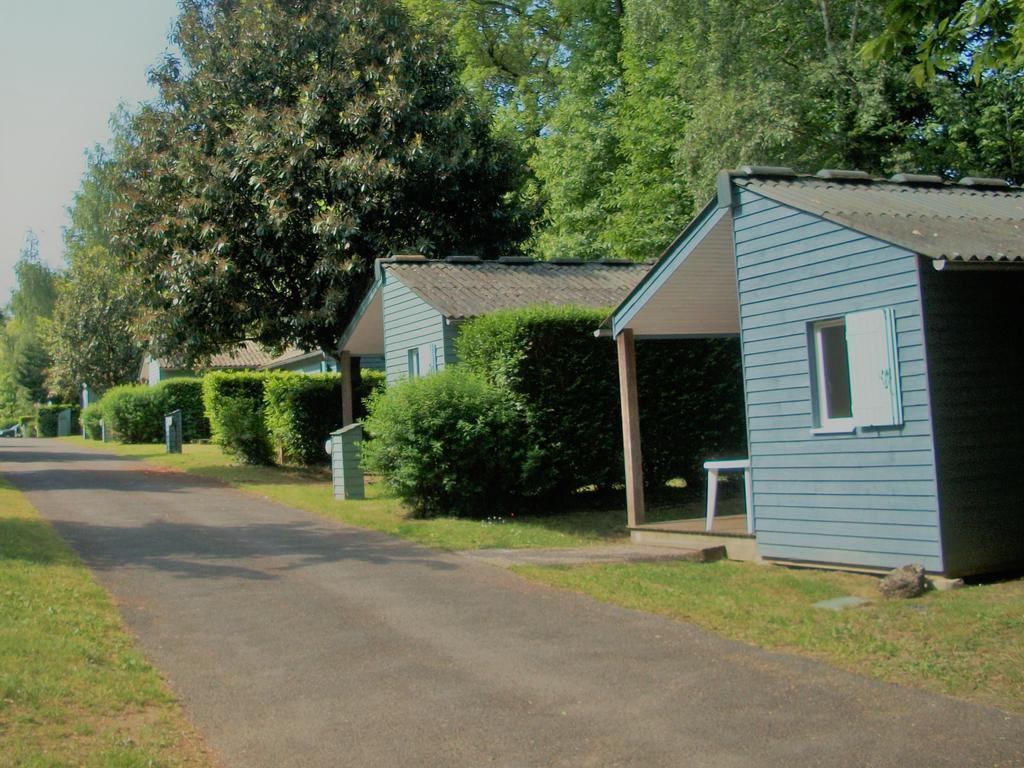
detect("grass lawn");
top-left (57, 437), bottom-right (1024, 714)
top-left (0, 477), bottom-right (215, 768)
top-left (516, 559), bottom-right (1024, 714)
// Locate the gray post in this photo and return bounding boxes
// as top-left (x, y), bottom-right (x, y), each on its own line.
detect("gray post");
top-left (57, 408), bottom-right (72, 437)
top-left (81, 384), bottom-right (89, 437)
top-left (328, 423), bottom-right (364, 500)
top-left (100, 419), bottom-right (107, 443)
top-left (165, 409), bottom-right (183, 454)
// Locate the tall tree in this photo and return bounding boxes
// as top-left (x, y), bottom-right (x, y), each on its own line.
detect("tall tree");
top-left (47, 245), bottom-right (143, 399)
top-left (865, 0), bottom-right (1024, 82)
top-left (1, 233), bottom-right (60, 409)
top-left (46, 137), bottom-right (144, 400)
top-left (403, 0), bottom-right (624, 138)
top-left (10, 232), bottom-right (58, 327)
top-left (116, 0), bottom-right (529, 363)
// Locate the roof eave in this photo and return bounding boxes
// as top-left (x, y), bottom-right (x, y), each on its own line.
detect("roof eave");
top-left (337, 276), bottom-right (383, 352)
top-left (606, 197), bottom-right (726, 338)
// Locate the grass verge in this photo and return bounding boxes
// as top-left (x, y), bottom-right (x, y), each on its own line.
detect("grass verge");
top-left (515, 559), bottom-right (1024, 713)
top-left (0, 476), bottom-right (215, 767)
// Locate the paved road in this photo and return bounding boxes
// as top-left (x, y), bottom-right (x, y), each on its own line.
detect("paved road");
top-left (3, 439), bottom-right (1022, 767)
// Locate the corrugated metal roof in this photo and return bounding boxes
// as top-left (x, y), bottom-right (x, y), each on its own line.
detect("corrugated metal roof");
top-left (383, 259), bottom-right (651, 319)
top-left (735, 175), bottom-right (1024, 262)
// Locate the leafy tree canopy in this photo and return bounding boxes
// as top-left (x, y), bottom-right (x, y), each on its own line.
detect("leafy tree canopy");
top-left (865, 0), bottom-right (1024, 82)
top-left (46, 133), bottom-right (143, 400)
top-left (9, 232), bottom-right (58, 328)
top-left (1, 233), bottom-right (60, 412)
top-left (116, 0), bottom-right (529, 364)
top-left (438, 0), bottom-right (1024, 262)
top-left (47, 245), bottom-right (142, 400)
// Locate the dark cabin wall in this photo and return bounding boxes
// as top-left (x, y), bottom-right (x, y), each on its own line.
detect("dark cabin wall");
top-left (919, 262), bottom-right (1024, 576)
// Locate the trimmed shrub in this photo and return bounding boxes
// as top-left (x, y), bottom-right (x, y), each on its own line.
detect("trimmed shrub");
top-left (156, 379), bottom-right (210, 442)
top-left (202, 371), bottom-right (273, 464)
top-left (457, 305), bottom-right (747, 495)
top-left (82, 403), bottom-right (104, 440)
top-left (264, 373), bottom-right (344, 465)
top-left (363, 368), bottom-right (522, 518)
top-left (19, 415), bottom-right (36, 438)
top-left (635, 337), bottom-right (746, 490)
top-left (354, 369), bottom-right (386, 422)
top-left (457, 305), bottom-right (622, 497)
top-left (101, 385), bottom-right (166, 443)
top-left (36, 404), bottom-right (79, 438)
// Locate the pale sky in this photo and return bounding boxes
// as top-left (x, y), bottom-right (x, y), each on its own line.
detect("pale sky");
top-left (0, 0), bottom-right (181, 305)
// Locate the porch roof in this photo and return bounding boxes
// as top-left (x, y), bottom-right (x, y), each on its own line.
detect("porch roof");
top-left (600, 200), bottom-right (740, 339)
top-left (601, 166), bottom-right (1024, 341)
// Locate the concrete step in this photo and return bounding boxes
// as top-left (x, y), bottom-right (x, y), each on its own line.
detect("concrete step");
top-left (460, 543), bottom-right (726, 568)
top-left (630, 528), bottom-right (760, 562)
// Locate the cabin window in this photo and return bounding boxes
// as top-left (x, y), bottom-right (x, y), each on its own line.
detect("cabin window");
top-left (812, 319), bottom-right (855, 431)
top-left (407, 344), bottom-right (438, 379)
top-left (810, 309), bottom-right (903, 433)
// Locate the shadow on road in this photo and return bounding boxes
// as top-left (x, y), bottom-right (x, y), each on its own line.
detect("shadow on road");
top-left (1, 466), bottom-right (221, 494)
top-left (48, 515), bottom-right (458, 582)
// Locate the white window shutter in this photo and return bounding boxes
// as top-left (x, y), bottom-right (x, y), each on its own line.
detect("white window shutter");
top-left (846, 308), bottom-right (902, 427)
top-left (419, 343), bottom-right (437, 373)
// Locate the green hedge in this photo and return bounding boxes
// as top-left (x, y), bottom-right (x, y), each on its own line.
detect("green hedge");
top-left (635, 337), bottom-right (746, 490)
top-left (458, 305), bottom-right (747, 496)
top-left (18, 415), bottom-right (36, 438)
top-left (36, 404), bottom-right (80, 438)
top-left (363, 368), bottom-right (522, 518)
top-left (101, 385), bottom-right (165, 443)
top-left (354, 369), bottom-right (386, 422)
top-left (264, 373), bottom-right (344, 465)
top-left (82, 403), bottom-right (104, 440)
top-left (87, 380), bottom-right (210, 444)
top-left (202, 371), bottom-right (273, 464)
top-left (157, 379), bottom-right (210, 442)
top-left (457, 306), bottom-right (622, 497)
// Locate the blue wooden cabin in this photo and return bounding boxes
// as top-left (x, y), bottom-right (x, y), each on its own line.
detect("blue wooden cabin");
top-left (337, 255), bottom-right (649, 385)
top-left (604, 167), bottom-right (1024, 577)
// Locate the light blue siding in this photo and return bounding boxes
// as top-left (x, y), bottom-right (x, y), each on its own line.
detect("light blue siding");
top-left (443, 321), bottom-right (461, 368)
top-left (734, 188), bottom-right (942, 571)
top-left (382, 273), bottom-right (448, 383)
top-left (359, 355), bottom-right (385, 372)
top-left (274, 355), bottom-right (338, 374)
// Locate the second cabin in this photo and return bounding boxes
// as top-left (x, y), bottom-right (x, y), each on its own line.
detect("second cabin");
top-left (338, 255), bottom-right (650, 384)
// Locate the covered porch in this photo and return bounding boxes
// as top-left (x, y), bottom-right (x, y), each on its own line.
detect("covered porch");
top-left (601, 199), bottom-right (757, 560)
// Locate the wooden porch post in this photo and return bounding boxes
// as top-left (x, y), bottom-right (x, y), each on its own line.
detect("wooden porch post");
top-left (616, 329), bottom-right (645, 527)
top-left (340, 350), bottom-right (354, 426)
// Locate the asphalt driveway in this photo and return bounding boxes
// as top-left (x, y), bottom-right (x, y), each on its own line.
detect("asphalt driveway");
top-left (2, 438), bottom-right (1022, 767)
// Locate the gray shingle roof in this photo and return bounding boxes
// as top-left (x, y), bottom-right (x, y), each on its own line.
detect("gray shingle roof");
top-left (383, 258), bottom-right (651, 319)
top-left (734, 172), bottom-right (1024, 263)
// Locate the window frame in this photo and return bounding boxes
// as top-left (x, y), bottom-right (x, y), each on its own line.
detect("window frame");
top-left (810, 317), bottom-right (856, 434)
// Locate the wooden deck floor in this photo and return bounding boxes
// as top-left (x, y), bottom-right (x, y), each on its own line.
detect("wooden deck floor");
top-left (632, 514), bottom-right (753, 539)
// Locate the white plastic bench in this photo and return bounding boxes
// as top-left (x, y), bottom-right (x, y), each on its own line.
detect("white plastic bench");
top-left (703, 459), bottom-right (753, 534)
